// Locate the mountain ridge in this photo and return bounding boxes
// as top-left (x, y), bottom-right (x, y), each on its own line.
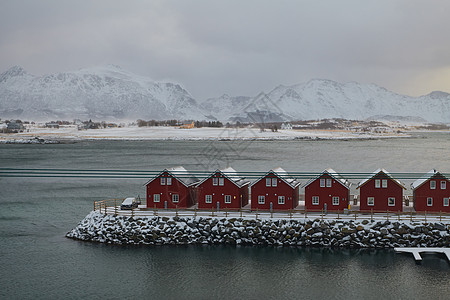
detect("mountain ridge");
top-left (0, 65), bottom-right (449, 123)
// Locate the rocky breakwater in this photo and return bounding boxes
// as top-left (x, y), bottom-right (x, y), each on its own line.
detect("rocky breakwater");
top-left (66, 211), bottom-right (450, 248)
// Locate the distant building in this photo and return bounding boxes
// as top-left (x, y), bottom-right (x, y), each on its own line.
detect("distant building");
top-left (7, 121), bottom-right (24, 131)
top-left (180, 121), bottom-right (195, 129)
top-left (281, 122), bottom-right (292, 130)
top-left (412, 170), bottom-right (450, 213)
top-left (45, 122), bottom-right (60, 129)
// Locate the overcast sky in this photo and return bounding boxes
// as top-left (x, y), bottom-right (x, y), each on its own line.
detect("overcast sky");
top-left (1, 0), bottom-right (450, 100)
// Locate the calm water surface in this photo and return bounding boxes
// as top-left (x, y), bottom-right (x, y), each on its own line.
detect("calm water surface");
top-left (1, 132), bottom-right (449, 299)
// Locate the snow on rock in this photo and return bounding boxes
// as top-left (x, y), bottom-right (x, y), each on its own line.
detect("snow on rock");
top-left (66, 211), bottom-right (450, 248)
top-left (0, 65), bottom-right (206, 121)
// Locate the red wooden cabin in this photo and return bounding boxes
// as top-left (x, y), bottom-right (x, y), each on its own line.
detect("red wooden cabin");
top-left (304, 168), bottom-right (351, 212)
top-left (412, 169), bottom-right (450, 213)
top-left (196, 167), bottom-right (249, 210)
top-left (250, 167), bottom-right (300, 211)
top-left (145, 166), bottom-right (199, 209)
top-left (357, 169), bottom-right (405, 212)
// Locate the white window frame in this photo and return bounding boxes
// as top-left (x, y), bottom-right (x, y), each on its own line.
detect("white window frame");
top-left (427, 197), bottom-right (433, 206)
top-left (161, 177), bottom-right (166, 185)
top-left (312, 196), bottom-right (319, 205)
top-left (266, 178), bottom-right (271, 187)
top-left (326, 179), bottom-right (332, 187)
top-left (153, 194), bottom-right (160, 203)
top-left (430, 180), bottom-right (436, 189)
top-left (219, 178), bottom-right (224, 186)
top-left (332, 196), bottom-right (339, 206)
top-left (272, 178), bottom-right (277, 187)
top-left (205, 195), bottom-right (212, 204)
top-left (172, 194), bottom-right (179, 203)
top-left (382, 179), bottom-right (387, 188)
top-left (367, 197), bottom-right (374, 206)
top-left (166, 177), bottom-right (172, 185)
top-left (375, 179), bottom-right (380, 188)
top-left (258, 195), bottom-right (265, 204)
top-left (213, 177), bottom-right (218, 186)
top-left (278, 196), bottom-right (285, 205)
top-left (441, 181), bottom-right (446, 190)
top-left (320, 179), bottom-right (325, 187)
top-left (444, 198), bottom-right (449, 207)
top-left (388, 197), bottom-right (395, 206)
top-left (224, 195), bottom-right (231, 204)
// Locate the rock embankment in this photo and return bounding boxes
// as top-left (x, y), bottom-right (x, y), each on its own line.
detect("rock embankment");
top-left (66, 211), bottom-right (450, 248)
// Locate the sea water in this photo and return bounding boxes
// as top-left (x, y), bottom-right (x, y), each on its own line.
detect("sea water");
top-left (0, 132), bottom-right (449, 299)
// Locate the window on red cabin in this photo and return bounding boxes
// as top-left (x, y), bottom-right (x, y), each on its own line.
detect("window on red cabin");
top-left (375, 180), bottom-right (380, 188)
top-left (444, 198), bottom-right (449, 206)
top-left (172, 194), bottom-right (179, 203)
top-left (266, 178), bottom-right (271, 187)
top-left (167, 177), bottom-right (172, 185)
top-left (430, 180), bottom-right (436, 189)
top-left (278, 196), bottom-right (285, 204)
top-left (161, 177), bottom-right (166, 185)
top-left (312, 196), bottom-right (319, 205)
top-left (272, 178), bottom-right (277, 187)
top-left (382, 180), bottom-right (387, 188)
top-left (258, 195), bottom-right (265, 204)
top-left (367, 197), bottom-right (374, 206)
top-left (153, 194), bottom-right (160, 203)
top-left (326, 179), bottom-right (332, 187)
top-left (441, 181), bottom-right (446, 189)
top-left (219, 178), bottom-right (224, 186)
top-left (332, 196), bottom-right (339, 205)
top-left (320, 179), bottom-right (325, 187)
top-left (225, 195), bottom-right (231, 203)
top-left (388, 197), bottom-right (395, 206)
top-left (427, 197), bottom-right (433, 206)
top-left (213, 178), bottom-right (218, 186)
top-left (205, 195), bottom-right (212, 203)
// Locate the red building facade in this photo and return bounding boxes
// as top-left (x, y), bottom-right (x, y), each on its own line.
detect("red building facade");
top-left (304, 168), bottom-right (351, 211)
top-left (196, 167), bottom-right (249, 210)
top-left (357, 169), bottom-right (405, 212)
top-left (250, 168), bottom-right (300, 211)
top-left (146, 167), bottom-right (199, 209)
top-left (412, 170), bottom-right (450, 213)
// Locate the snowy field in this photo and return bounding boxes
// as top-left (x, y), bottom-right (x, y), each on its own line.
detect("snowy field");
top-left (0, 126), bottom-right (409, 142)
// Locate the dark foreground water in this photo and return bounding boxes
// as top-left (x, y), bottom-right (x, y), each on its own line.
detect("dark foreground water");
top-left (1, 132), bottom-right (449, 299)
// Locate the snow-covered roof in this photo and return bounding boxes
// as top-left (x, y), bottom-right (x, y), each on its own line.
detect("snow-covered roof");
top-left (303, 168), bottom-right (351, 189)
top-left (356, 168), bottom-right (406, 189)
top-left (411, 169), bottom-right (447, 190)
top-left (144, 166), bottom-right (199, 187)
top-left (219, 167), bottom-right (250, 187)
top-left (250, 167), bottom-right (301, 188)
top-left (196, 167), bottom-right (250, 188)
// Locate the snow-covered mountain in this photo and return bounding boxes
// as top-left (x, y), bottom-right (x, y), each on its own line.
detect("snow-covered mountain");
top-left (1, 65), bottom-right (449, 123)
top-left (202, 79), bottom-right (450, 123)
top-left (0, 65), bottom-right (206, 121)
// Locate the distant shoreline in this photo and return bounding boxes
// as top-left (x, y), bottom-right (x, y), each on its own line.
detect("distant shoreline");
top-left (0, 126), bottom-right (417, 143)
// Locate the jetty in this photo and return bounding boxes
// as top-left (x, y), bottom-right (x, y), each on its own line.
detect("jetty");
top-left (394, 247), bottom-right (450, 262)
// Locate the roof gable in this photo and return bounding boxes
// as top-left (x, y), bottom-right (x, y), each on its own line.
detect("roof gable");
top-left (356, 168), bottom-right (406, 190)
top-left (144, 166), bottom-right (200, 187)
top-left (411, 169), bottom-right (448, 190)
top-left (250, 167), bottom-right (301, 188)
top-left (196, 167), bottom-right (250, 188)
top-left (303, 168), bottom-right (351, 189)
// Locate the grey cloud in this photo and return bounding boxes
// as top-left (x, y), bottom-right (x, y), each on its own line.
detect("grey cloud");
top-left (1, 0), bottom-right (450, 99)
